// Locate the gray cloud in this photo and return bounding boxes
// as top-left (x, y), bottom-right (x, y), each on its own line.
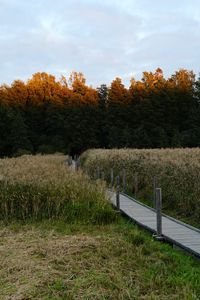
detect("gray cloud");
top-left (0, 0), bottom-right (200, 86)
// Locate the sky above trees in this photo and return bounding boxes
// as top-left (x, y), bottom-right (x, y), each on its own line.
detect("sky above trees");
top-left (0, 0), bottom-right (200, 86)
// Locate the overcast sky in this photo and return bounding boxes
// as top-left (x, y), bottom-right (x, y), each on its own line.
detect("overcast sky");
top-left (0, 0), bottom-right (199, 87)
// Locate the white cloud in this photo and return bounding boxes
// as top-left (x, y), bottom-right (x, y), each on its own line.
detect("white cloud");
top-left (0, 0), bottom-right (199, 86)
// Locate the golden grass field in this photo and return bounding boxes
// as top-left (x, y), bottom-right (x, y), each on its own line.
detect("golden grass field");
top-left (81, 148), bottom-right (200, 225)
top-left (0, 154), bottom-right (116, 223)
top-left (0, 154), bottom-right (200, 299)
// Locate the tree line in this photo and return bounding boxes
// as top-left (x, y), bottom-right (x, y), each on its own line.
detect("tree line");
top-left (0, 68), bottom-right (200, 157)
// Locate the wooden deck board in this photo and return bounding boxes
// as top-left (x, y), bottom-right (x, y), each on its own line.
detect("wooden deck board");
top-left (107, 190), bottom-right (200, 258)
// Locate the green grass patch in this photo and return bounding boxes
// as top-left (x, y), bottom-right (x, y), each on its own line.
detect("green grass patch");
top-left (0, 219), bottom-right (199, 300)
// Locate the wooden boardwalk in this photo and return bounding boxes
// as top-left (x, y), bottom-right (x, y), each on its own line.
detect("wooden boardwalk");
top-left (70, 160), bottom-right (200, 258)
top-left (108, 190), bottom-right (200, 258)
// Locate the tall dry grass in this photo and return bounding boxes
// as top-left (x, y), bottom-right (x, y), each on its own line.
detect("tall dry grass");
top-left (81, 148), bottom-right (200, 223)
top-left (0, 154), bottom-right (117, 223)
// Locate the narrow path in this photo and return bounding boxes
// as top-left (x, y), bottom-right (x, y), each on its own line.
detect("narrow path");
top-left (108, 190), bottom-right (200, 258)
top-left (70, 160), bottom-right (200, 258)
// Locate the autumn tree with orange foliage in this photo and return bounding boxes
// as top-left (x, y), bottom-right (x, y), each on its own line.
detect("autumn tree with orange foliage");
top-left (0, 68), bottom-right (200, 157)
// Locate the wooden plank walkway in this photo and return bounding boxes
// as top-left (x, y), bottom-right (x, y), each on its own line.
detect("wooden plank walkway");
top-left (70, 160), bottom-right (200, 258)
top-left (108, 190), bottom-right (200, 258)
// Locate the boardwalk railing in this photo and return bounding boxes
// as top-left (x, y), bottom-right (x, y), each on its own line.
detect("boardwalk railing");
top-left (69, 157), bottom-right (200, 259)
top-left (108, 188), bottom-right (200, 259)
top-left (155, 188), bottom-right (163, 240)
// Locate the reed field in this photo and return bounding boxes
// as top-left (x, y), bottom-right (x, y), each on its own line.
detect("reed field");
top-left (0, 154), bottom-right (200, 299)
top-left (80, 148), bottom-right (200, 225)
top-left (0, 154), bottom-right (116, 223)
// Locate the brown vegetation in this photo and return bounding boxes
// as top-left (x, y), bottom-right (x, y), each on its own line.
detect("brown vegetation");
top-left (81, 148), bottom-right (200, 224)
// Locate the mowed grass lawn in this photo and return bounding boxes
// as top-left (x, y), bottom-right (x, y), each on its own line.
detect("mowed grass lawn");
top-left (0, 220), bottom-right (200, 300)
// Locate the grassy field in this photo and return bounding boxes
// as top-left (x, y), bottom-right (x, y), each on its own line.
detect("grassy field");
top-left (80, 148), bottom-right (200, 226)
top-left (1, 220), bottom-right (200, 300)
top-left (0, 154), bottom-right (116, 223)
top-left (1, 154), bottom-right (200, 299)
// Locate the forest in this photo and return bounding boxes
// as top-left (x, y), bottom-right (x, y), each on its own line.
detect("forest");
top-left (0, 68), bottom-right (200, 157)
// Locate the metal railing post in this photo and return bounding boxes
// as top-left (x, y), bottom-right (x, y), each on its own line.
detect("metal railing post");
top-left (110, 168), bottom-right (114, 187)
top-left (122, 169), bottom-right (126, 193)
top-left (116, 176), bottom-right (120, 210)
top-left (67, 156), bottom-right (72, 166)
top-left (97, 167), bottom-right (100, 179)
top-left (134, 173), bottom-right (138, 198)
top-left (153, 176), bottom-right (157, 209)
top-left (74, 155), bottom-right (78, 171)
top-left (155, 187), bottom-right (163, 240)
top-left (75, 157), bottom-right (80, 171)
